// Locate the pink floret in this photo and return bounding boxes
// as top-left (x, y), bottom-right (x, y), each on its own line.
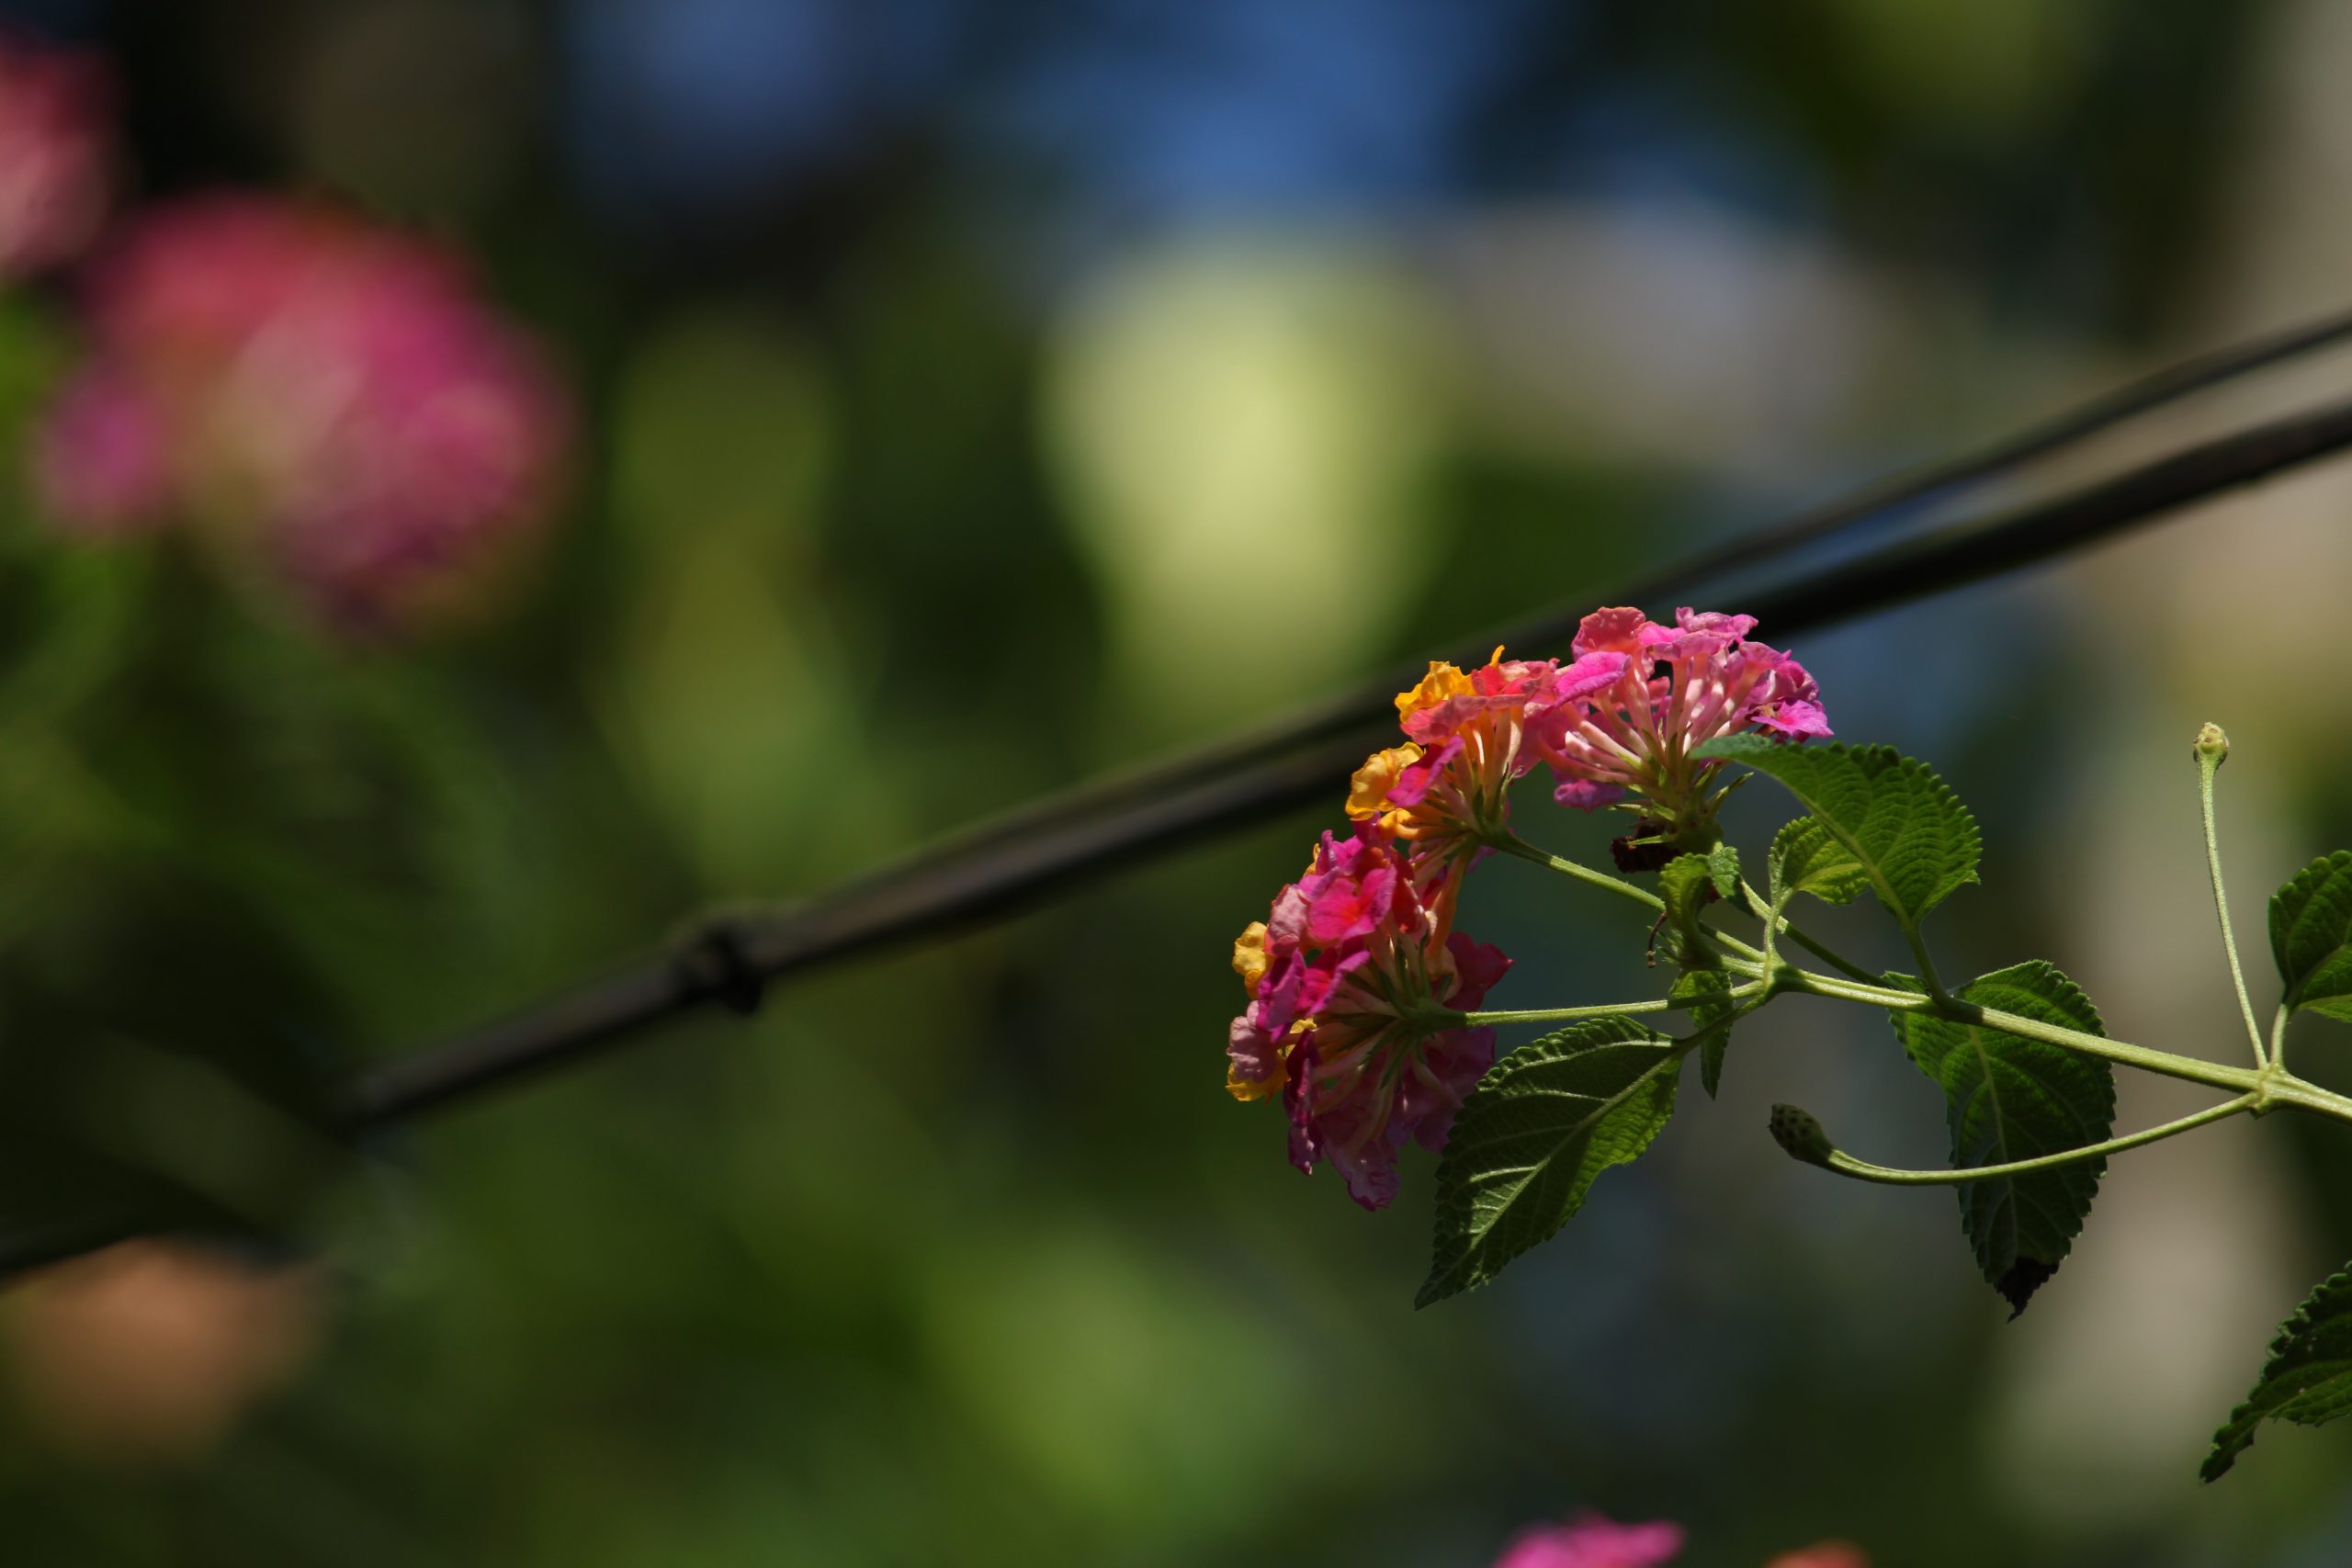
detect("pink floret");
top-left (1361, 650), bottom-right (1629, 855)
top-left (1491, 1515), bottom-right (1687, 1568)
top-left (1537, 606), bottom-right (1830, 831)
top-left (34, 362), bottom-right (170, 532)
top-left (1227, 829), bottom-right (1511, 1210)
top-left (1299, 829), bottom-right (1399, 945)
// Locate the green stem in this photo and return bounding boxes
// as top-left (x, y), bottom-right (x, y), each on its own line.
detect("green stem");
top-left (1903, 925), bottom-right (1950, 1001)
top-left (1967, 999), bottom-right (2261, 1096)
top-left (1817, 1094), bottom-right (2257, 1185)
top-left (2198, 734), bottom-right (2269, 1069)
top-left (1758, 887), bottom-right (1783, 986)
top-left (1674, 993), bottom-right (1765, 1055)
top-left (1781, 970), bottom-right (1930, 1010)
top-left (1782, 966), bottom-right (2264, 1096)
top-left (2270, 1002), bottom-right (2290, 1070)
top-left (1464, 981), bottom-right (1767, 1029)
top-left (1491, 834), bottom-right (1662, 912)
top-left (1737, 880), bottom-right (1881, 987)
top-left (1492, 834), bottom-right (1777, 964)
top-left (2266, 1076), bottom-right (2352, 1128)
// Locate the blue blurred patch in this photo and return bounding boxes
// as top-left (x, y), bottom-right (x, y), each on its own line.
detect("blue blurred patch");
top-left (990, 0), bottom-right (1552, 220)
top-left (560, 0), bottom-right (961, 226)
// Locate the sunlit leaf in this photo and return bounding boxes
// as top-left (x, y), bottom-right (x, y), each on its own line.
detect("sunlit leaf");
top-left (1886, 962), bottom-right (2115, 1314)
top-left (1769, 817), bottom-right (1868, 907)
top-left (1419, 1016), bottom-right (1680, 1306)
top-left (2205, 1262), bottom-right (2352, 1481)
top-left (1697, 737), bottom-right (1979, 930)
top-left (2269, 852), bottom-right (2352, 1022)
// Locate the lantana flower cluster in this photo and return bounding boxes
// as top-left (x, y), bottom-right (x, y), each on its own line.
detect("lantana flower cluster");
top-left (1227, 609), bottom-right (1826, 1208)
top-left (33, 196), bottom-right (570, 634)
top-left (1227, 827), bottom-right (1509, 1210)
top-left (1542, 606), bottom-right (1828, 854)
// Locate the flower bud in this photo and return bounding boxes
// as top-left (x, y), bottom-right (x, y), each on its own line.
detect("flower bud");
top-left (2194, 722), bottom-right (2229, 767)
top-left (1769, 1103), bottom-right (1837, 1168)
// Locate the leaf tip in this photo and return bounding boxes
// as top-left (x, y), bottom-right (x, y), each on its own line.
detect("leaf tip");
top-left (1997, 1257), bottom-right (2059, 1318)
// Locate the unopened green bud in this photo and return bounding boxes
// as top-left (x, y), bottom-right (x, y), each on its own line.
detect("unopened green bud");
top-left (1768, 1103), bottom-right (1837, 1169)
top-left (2195, 722), bottom-right (2229, 767)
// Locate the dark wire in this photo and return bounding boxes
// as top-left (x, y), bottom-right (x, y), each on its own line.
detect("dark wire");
top-left (344, 391), bottom-right (2352, 1130)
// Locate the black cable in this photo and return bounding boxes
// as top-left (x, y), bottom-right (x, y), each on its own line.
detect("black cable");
top-left (340, 392), bottom-right (2352, 1132)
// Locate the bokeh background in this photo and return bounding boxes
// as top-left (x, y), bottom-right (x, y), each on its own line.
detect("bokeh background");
top-left (4, 2), bottom-right (2352, 1564)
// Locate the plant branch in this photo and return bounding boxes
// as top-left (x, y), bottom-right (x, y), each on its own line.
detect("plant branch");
top-left (1489, 835), bottom-right (1663, 913)
top-left (2195, 726), bottom-right (2269, 1068)
top-left (1792, 1094), bottom-right (2257, 1185)
top-left (1737, 879), bottom-right (1880, 986)
top-left (1780, 964), bottom-right (2266, 1095)
top-left (1464, 980), bottom-right (1768, 1029)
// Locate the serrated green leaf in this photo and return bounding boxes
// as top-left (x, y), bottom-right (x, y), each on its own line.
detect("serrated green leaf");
top-left (1657, 853), bottom-right (1719, 967)
top-left (1695, 737), bottom-right (1980, 930)
top-left (1704, 840), bottom-right (1740, 899)
top-left (2204, 1262), bottom-right (2352, 1481)
top-left (1657, 847), bottom-right (1739, 1094)
top-left (1673, 968), bottom-right (1738, 1097)
top-left (2269, 852), bottom-right (2352, 1022)
top-left (1419, 1016), bottom-right (1681, 1306)
top-left (1657, 852), bottom-right (1714, 924)
top-left (1887, 961), bottom-right (2116, 1314)
top-left (1769, 817), bottom-right (1868, 907)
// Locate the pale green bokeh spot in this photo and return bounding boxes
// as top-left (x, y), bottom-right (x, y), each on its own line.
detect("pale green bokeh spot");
top-left (1045, 235), bottom-right (1453, 738)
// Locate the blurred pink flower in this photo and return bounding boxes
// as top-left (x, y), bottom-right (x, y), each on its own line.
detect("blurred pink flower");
top-left (1763, 1547), bottom-right (1869, 1568)
top-left (1491, 1515), bottom-right (1686, 1568)
top-left (32, 360), bottom-right (169, 530)
top-left (35, 195), bottom-right (570, 632)
top-left (0, 32), bottom-right (111, 278)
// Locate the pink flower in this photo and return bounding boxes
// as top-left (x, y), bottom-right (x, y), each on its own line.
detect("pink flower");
top-left (32, 362), bottom-right (169, 531)
top-left (1228, 828), bottom-right (1509, 1209)
top-left (1491, 1515), bottom-right (1686, 1568)
top-left (1535, 605), bottom-right (1828, 842)
top-left (33, 196), bottom-right (569, 634)
top-left (1347, 648), bottom-right (1625, 855)
top-left (0, 34), bottom-right (111, 279)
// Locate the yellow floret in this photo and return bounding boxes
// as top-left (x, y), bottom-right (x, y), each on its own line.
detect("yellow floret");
top-left (1226, 1059), bottom-right (1283, 1101)
top-left (1345, 743), bottom-right (1424, 831)
top-left (1394, 660), bottom-right (1474, 721)
top-left (1231, 921), bottom-right (1271, 995)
